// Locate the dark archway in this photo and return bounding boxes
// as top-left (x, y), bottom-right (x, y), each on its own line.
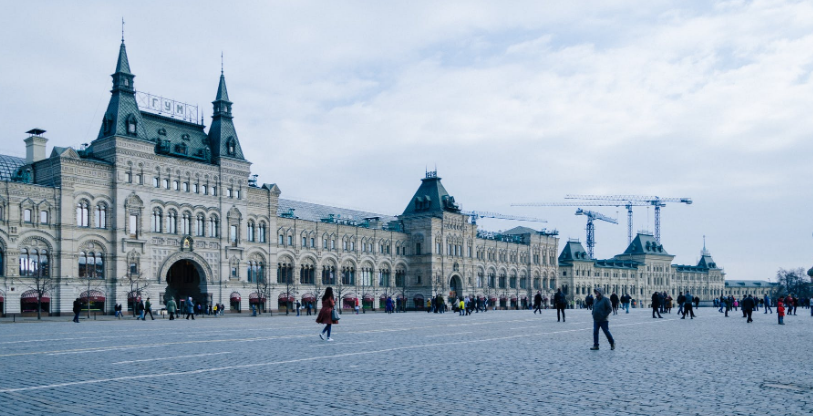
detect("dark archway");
top-left (165, 260), bottom-right (209, 310)
top-left (449, 275), bottom-right (463, 300)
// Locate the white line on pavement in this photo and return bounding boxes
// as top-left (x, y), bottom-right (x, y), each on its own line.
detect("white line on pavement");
top-left (112, 352), bottom-right (232, 365)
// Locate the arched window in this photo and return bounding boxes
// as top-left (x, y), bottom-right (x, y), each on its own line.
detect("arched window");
top-left (226, 138), bottom-right (236, 156)
top-left (94, 204), bottom-right (107, 228)
top-left (300, 264), bottom-right (314, 285)
top-left (20, 248), bottom-right (48, 278)
top-left (378, 268), bottom-right (390, 287)
top-left (277, 261), bottom-right (293, 284)
top-left (78, 252), bottom-right (105, 279)
top-left (247, 221), bottom-right (255, 242)
top-left (322, 266), bottom-right (335, 285)
top-left (125, 114), bottom-right (138, 136)
top-left (151, 209), bottom-right (162, 232)
top-left (196, 215), bottom-right (204, 236)
top-left (341, 267), bottom-right (355, 285)
top-left (76, 202), bottom-right (89, 227)
top-left (181, 213), bottom-right (191, 235)
top-left (477, 271), bottom-right (484, 288)
top-left (499, 273), bottom-right (507, 289)
top-left (258, 222), bottom-right (267, 243)
top-left (208, 216), bottom-right (218, 237)
top-left (166, 211), bottom-right (177, 234)
top-left (0, 248), bottom-right (4, 276)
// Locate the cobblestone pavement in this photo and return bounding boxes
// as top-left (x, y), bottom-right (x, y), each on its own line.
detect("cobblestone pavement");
top-left (0, 307), bottom-right (810, 415)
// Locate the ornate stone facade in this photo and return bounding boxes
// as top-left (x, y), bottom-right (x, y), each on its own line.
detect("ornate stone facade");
top-left (0, 41), bottom-right (560, 315)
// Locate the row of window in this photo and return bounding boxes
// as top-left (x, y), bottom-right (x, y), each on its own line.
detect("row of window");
top-left (276, 265), bottom-right (407, 286)
top-left (76, 203), bottom-right (107, 228)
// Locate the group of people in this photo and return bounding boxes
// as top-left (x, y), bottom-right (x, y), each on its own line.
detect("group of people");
top-left (584, 293), bottom-right (632, 314)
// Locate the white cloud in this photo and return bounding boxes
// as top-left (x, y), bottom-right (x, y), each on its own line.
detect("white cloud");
top-left (0, 0), bottom-right (811, 280)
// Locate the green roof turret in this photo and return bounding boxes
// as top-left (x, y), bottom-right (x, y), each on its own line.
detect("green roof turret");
top-left (207, 68), bottom-right (245, 161)
top-left (96, 40), bottom-right (146, 141)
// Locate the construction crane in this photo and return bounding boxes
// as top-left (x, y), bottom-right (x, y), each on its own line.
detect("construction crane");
top-left (565, 195), bottom-right (692, 243)
top-left (512, 201), bottom-right (650, 245)
top-left (462, 210), bottom-right (547, 225)
top-left (575, 208), bottom-right (618, 259)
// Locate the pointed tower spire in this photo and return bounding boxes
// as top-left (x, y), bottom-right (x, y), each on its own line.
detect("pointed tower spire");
top-left (96, 38), bottom-right (145, 141)
top-left (207, 62), bottom-right (244, 161)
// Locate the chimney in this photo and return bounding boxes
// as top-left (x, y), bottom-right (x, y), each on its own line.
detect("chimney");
top-left (24, 128), bottom-right (47, 164)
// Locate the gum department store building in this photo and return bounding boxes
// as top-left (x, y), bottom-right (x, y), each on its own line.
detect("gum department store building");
top-left (0, 41), bottom-right (727, 316)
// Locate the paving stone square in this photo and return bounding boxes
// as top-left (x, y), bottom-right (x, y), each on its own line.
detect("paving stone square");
top-left (0, 308), bottom-right (811, 415)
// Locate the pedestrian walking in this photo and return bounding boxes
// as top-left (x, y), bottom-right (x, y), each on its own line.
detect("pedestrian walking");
top-left (610, 292), bottom-right (619, 315)
top-left (676, 292), bottom-right (685, 316)
top-left (682, 292), bottom-right (696, 319)
top-left (185, 296), bottom-right (195, 320)
top-left (72, 298), bottom-right (82, 323)
top-left (459, 298), bottom-right (465, 316)
top-left (144, 298), bottom-right (155, 320)
top-left (651, 292), bottom-right (663, 318)
top-left (167, 297), bottom-right (177, 320)
top-left (114, 303), bottom-right (123, 319)
top-left (621, 294), bottom-right (630, 313)
top-left (316, 287), bottom-right (338, 341)
top-left (533, 291), bottom-right (543, 315)
top-left (590, 288), bottom-right (615, 351)
top-left (554, 288), bottom-right (566, 322)
top-left (354, 298), bottom-right (360, 315)
top-left (742, 294), bottom-right (755, 323)
top-left (137, 298), bottom-right (145, 320)
top-left (296, 300), bottom-right (301, 317)
top-left (777, 299), bottom-right (785, 325)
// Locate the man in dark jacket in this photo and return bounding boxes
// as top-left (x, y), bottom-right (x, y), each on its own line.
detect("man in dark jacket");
top-left (682, 292), bottom-right (696, 319)
top-left (620, 294), bottom-right (631, 313)
top-left (554, 289), bottom-right (566, 322)
top-left (651, 292), bottom-right (662, 318)
top-left (742, 294), bottom-right (755, 323)
top-left (533, 291), bottom-right (543, 314)
top-left (72, 298), bottom-right (82, 323)
top-left (584, 294), bottom-right (593, 311)
top-left (676, 292), bottom-right (685, 316)
top-left (610, 293), bottom-right (619, 315)
top-left (590, 287), bottom-right (615, 351)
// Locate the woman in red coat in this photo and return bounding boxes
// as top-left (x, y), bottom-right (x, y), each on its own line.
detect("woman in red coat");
top-left (316, 287), bottom-right (338, 341)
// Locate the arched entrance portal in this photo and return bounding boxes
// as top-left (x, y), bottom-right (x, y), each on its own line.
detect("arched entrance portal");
top-left (449, 275), bottom-right (463, 300)
top-left (165, 260), bottom-right (209, 311)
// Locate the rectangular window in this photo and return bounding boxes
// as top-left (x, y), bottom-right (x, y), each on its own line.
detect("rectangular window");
top-left (173, 181), bottom-right (179, 191)
top-left (279, 235), bottom-right (284, 245)
top-left (302, 237), bottom-right (307, 247)
top-left (125, 172), bottom-right (132, 183)
top-left (129, 262), bottom-right (138, 275)
top-left (23, 209), bottom-right (32, 223)
top-left (163, 179), bottom-right (169, 189)
top-left (236, 190), bottom-right (240, 199)
top-left (350, 241), bottom-right (355, 251)
top-left (202, 185), bottom-right (207, 195)
top-left (230, 225), bottom-right (237, 243)
top-left (323, 239), bottom-right (328, 249)
top-left (330, 240), bottom-right (335, 250)
top-left (226, 188), bottom-right (232, 198)
top-left (310, 238), bottom-right (314, 247)
top-left (40, 211), bottom-right (48, 224)
top-left (212, 186), bottom-right (217, 196)
top-left (182, 182), bottom-right (189, 192)
top-left (287, 235), bottom-right (292, 246)
top-left (193, 184), bottom-right (199, 193)
top-left (129, 214), bottom-right (138, 238)
top-left (153, 177), bottom-right (159, 187)
top-left (136, 174), bottom-right (142, 184)
top-left (247, 226), bottom-right (254, 242)
top-left (416, 243), bottom-right (421, 255)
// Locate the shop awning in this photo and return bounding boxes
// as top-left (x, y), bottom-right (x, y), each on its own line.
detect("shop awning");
top-left (249, 293), bottom-right (267, 304)
top-left (301, 293), bottom-right (316, 302)
top-left (230, 292), bottom-right (242, 301)
top-left (362, 294), bottom-right (375, 301)
top-left (343, 294), bottom-right (357, 299)
top-left (413, 294), bottom-right (424, 300)
top-left (21, 290), bottom-right (49, 303)
top-left (499, 295), bottom-right (507, 300)
top-left (80, 290), bottom-right (105, 302)
top-left (278, 294), bottom-right (294, 302)
top-left (489, 296), bottom-right (497, 301)
top-left (379, 294), bottom-right (388, 299)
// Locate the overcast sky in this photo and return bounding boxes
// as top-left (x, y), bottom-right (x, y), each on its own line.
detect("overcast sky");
top-left (2, 1), bottom-right (811, 281)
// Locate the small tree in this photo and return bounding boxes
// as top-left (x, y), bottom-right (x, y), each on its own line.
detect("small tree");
top-left (20, 269), bottom-right (56, 321)
top-left (124, 272), bottom-right (150, 318)
top-left (775, 267), bottom-right (812, 299)
top-left (252, 270), bottom-right (272, 316)
top-left (78, 274), bottom-right (105, 319)
top-left (333, 268), bottom-right (349, 315)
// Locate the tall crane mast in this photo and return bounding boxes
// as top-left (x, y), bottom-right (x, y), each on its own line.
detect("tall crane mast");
top-left (462, 210), bottom-right (547, 225)
top-left (565, 195), bottom-right (692, 243)
top-left (575, 208), bottom-right (618, 259)
top-left (512, 201), bottom-right (648, 245)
